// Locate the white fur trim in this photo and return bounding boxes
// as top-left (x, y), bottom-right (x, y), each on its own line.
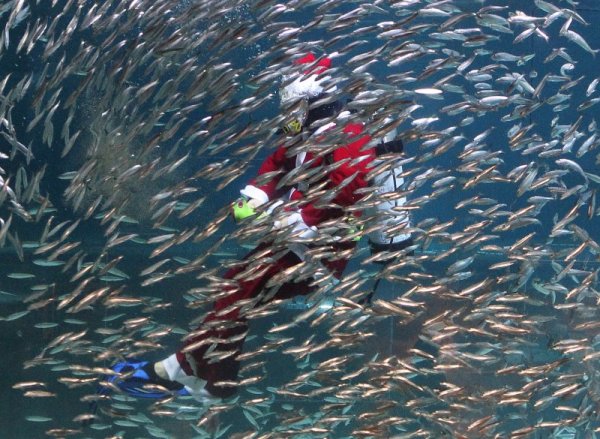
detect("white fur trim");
top-left (160, 354), bottom-right (219, 403)
top-left (265, 199), bottom-right (284, 215)
top-left (293, 220), bottom-right (318, 239)
top-left (274, 212), bottom-right (318, 239)
top-left (240, 185), bottom-right (268, 205)
top-left (161, 353), bottom-right (184, 382)
top-left (280, 74), bottom-right (333, 105)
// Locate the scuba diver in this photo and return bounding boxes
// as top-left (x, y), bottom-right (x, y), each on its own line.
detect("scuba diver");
top-left (101, 53), bottom-right (413, 404)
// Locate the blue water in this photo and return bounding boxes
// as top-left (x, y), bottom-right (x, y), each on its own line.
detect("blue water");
top-left (1, 0), bottom-right (600, 438)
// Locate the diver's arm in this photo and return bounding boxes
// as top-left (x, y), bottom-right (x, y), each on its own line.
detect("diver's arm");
top-left (233, 146), bottom-right (290, 222)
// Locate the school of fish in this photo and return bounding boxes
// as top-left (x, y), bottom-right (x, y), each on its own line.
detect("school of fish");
top-left (1, 0), bottom-right (600, 437)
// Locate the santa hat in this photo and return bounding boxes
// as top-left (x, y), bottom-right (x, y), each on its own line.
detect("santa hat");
top-left (279, 53), bottom-right (337, 106)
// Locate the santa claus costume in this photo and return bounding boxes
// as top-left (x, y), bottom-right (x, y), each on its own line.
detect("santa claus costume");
top-left (106, 53), bottom-right (411, 403)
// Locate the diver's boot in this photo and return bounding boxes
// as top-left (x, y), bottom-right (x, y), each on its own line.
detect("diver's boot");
top-left (157, 354), bottom-right (220, 404)
top-left (104, 359), bottom-right (190, 399)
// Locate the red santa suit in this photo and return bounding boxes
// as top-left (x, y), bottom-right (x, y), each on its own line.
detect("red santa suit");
top-left (159, 54), bottom-right (377, 400)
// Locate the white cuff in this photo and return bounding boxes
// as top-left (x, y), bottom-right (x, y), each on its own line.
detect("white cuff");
top-left (161, 353), bottom-right (185, 382)
top-left (265, 199), bottom-right (284, 215)
top-left (294, 221), bottom-right (318, 239)
top-left (240, 185), bottom-right (268, 205)
top-left (274, 212), bottom-right (318, 239)
top-left (160, 354), bottom-right (218, 403)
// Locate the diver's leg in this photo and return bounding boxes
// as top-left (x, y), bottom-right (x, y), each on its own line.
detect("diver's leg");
top-left (158, 245), bottom-right (304, 399)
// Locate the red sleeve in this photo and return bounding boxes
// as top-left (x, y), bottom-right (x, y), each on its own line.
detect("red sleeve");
top-left (300, 124), bottom-right (375, 226)
top-left (249, 146), bottom-right (290, 200)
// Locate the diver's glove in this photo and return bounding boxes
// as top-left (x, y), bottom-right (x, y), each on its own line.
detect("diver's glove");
top-left (273, 212), bottom-right (318, 239)
top-left (232, 196), bottom-right (265, 223)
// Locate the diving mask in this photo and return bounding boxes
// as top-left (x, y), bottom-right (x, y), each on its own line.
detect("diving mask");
top-left (280, 98), bottom-right (308, 135)
top-left (282, 118), bottom-right (303, 135)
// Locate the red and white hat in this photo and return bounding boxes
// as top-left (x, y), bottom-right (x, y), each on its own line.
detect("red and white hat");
top-left (279, 53), bottom-right (337, 106)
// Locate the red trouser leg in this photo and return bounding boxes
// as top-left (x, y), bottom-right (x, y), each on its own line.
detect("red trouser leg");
top-left (175, 242), bottom-right (351, 397)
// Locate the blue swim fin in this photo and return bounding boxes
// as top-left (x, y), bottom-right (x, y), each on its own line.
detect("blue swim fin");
top-left (102, 359), bottom-right (190, 399)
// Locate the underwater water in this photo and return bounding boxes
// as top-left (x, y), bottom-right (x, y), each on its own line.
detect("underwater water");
top-left (1, 0), bottom-right (600, 438)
